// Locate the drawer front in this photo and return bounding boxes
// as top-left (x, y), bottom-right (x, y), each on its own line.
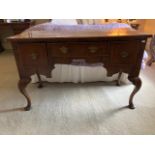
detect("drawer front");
top-left (110, 41), bottom-right (139, 64)
top-left (17, 43), bottom-right (48, 70)
top-left (47, 42), bottom-right (108, 58)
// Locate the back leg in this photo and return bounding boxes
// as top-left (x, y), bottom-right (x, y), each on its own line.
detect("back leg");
top-left (116, 71), bottom-right (122, 86)
top-left (36, 72), bottom-right (43, 88)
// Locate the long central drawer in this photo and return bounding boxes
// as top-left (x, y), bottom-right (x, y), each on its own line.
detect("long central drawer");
top-left (47, 42), bottom-right (109, 58)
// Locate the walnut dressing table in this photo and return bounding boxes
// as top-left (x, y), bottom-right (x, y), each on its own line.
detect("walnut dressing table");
top-left (8, 23), bottom-right (151, 111)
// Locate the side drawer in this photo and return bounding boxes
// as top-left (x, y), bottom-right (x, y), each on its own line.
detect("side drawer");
top-left (17, 43), bottom-right (48, 70)
top-left (109, 41), bottom-right (140, 64)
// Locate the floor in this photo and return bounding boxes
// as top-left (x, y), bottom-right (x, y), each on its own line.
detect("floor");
top-left (0, 51), bottom-right (155, 135)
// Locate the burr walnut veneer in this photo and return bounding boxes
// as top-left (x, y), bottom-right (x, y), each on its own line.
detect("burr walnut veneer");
top-left (8, 24), bottom-right (151, 111)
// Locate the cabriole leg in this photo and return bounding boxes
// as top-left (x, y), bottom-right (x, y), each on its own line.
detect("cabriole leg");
top-left (18, 78), bottom-right (31, 111)
top-left (36, 72), bottom-right (43, 88)
top-left (116, 71), bottom-right (122, 86)
top-left (147, 57), bottom-right (154, 66)
top-left (128, 76), bottom-right (142, 109)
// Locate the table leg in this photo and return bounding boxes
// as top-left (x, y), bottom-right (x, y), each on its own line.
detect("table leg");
top-left (18, 77), bottom-right (31, 111)
top-left (36, 72), bottom-right (43, 88)
top-left (116, 71), bottom-right (122, 86)
top-left (128, 76), bottom-right (142, 109)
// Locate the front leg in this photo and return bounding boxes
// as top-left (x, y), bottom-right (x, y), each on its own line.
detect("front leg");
top-left (128, 76), bottom-right (142, 109)
top-left (18, 77), bottom-right (31, 111)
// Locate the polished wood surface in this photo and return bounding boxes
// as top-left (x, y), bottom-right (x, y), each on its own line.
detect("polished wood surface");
top-left (9, 26), bottom-right (149, 41)
top-left (8, 23), bottom-right (151, 111)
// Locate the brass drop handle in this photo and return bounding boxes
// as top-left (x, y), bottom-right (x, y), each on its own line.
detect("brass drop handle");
top-left (88, 47), bottom-right (98, 53)
top-left (60, 46), bottom-right (68, 54)
top-left (30, 53), bottom-right (37, 60)
top-left (121, 51), bottom-right (129, 58)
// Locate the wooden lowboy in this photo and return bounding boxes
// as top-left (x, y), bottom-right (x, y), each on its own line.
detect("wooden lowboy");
top-left (8, 23), bottom-right (151, 111)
